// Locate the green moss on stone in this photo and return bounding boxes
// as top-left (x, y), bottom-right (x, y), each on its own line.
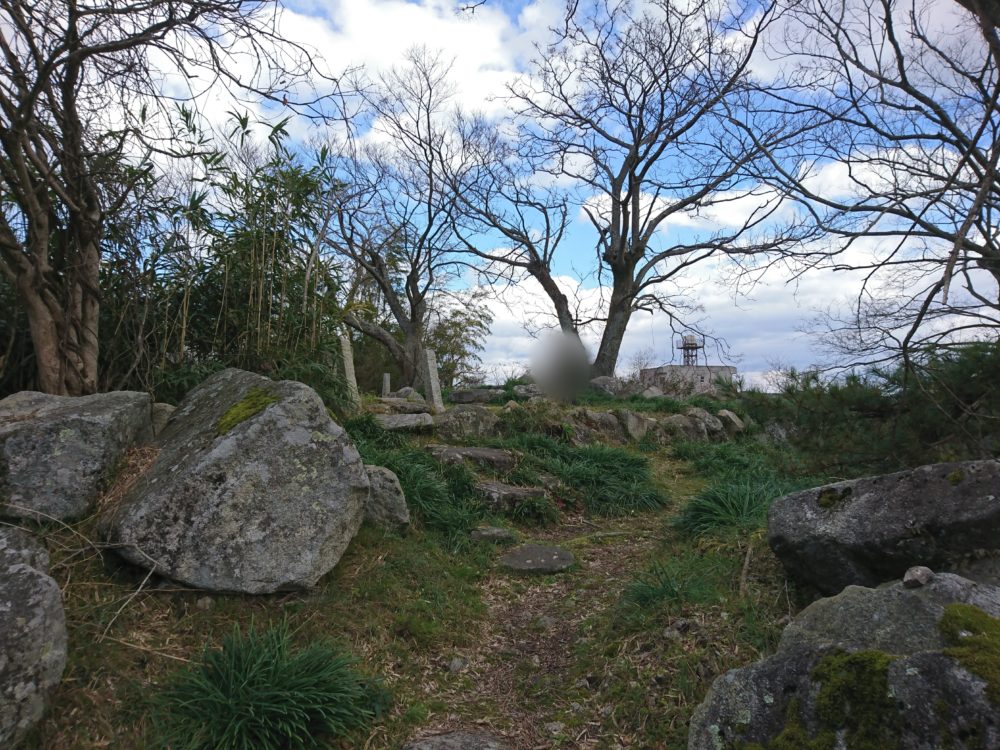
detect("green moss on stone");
top-left (940, 603), bottom-right (1000, 705)
top-left (812, 650), bottom-right (902, 750)
top-left (817, 485), bottom-right (853, 509)
top-left (216, 387), bottom-right (278, 435)
top-left (946, 469), bottom-right (965, 486)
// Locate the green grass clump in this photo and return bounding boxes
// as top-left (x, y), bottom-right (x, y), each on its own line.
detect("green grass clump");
top-left (216, 387), bottom-right (278, 435)
top-left (621, 552), bottom-right (733, 613)
top-left (674, 475), bottom-right (798, 536)
top-left (149, 623), bottom-right (390, 750)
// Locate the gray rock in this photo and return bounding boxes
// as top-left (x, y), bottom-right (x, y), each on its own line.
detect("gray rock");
top-left (571, 409), bottom-right (625, 443)
top-left (1, 390), bottom-right (153, 521)
top-left (100, 368), bottom-right (369, 594)
top-left (470, 526), bottom-right (519, 544)
top-left (715, 409), bottom-right (745, 436)
top-left (0, 528), bottom-right (67, 748)
top-left (476, 481), bottom-right (547, 513)
top-left (448, 388), bottom-right (499, 404)
top-left (684, 407), bottom-right (725, 439)
top-left (513, 383), bottom-right (543, 399)
top-left (394, 386), bottom-right (425, 401)
top-left (427, 445), bottom-right (518, 472)
top-left (659, 413), bottom-right (708, 442)
top-left (641, 386), bottom-right (664, 399)
top-left (364, 465), bottom-right (410, 532)
top-left (376, 413), bottom-right (434, 432)
top-left (403, 731), bottom-right (509, 750)
top-left (500, 543), bottom-right (575, 574)
top-left (434, 405), bottom-right (498, 441)
top-left (151, 402), bottom-right (176, 437)
top-left (617, 410), bottom-right (657, 442)
top-left (371, 398), bottom-right (433, 415)
top-left (688, 574), bottom-right (1000, 750)
top-left (590, 376), bottom-right (623, 397)
top-left (954, 555), bottom-right (1000, 586)
top-left (903, 565), bottom-right (934, 588)
top-left (768, 460), bottom-right (1000, 595)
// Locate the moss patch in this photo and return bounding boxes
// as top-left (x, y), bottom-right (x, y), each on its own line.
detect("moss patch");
top-left (946, 469), bottom-right (965, 486)
top-left (940, 603), bottom-right (1000, 705)
top-left (812, 649), bottom-right (901, 750)
top-left (216, 387), bottom-right (278, 435)
top-left (816, 485), bottom-right (853, 509)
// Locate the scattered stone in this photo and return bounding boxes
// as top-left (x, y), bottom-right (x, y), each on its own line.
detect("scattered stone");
top-left (500, 543), bottom-right (575, 574)
top-left (470, 526), bottom-right (518, 544)
top-left (768, 460), bottom-right (1000, 595)
top-left (641, 386), bottom-right (664, 399)
top-left (195, 596), bottom-right (214, 611)
top-left (476, 482), bottom-right (547, 514)
top-left (590, 375), bottom-right (623, 397)
top-left (544, 722), bottom-right (565, 736)
top-left (0, 527), bottom-right (67, 748)
top-left (448, 388), bottom-right (499, 404)
top-left (658, 413), bottom-right (708, 442)
top-left (513, 383), bottom-right (544, 399)
top-left (684, 407), bottom-right (725, 440)
top-left (662, 628), bottom-right (683, 642)
top-left (100, 368), bottom-right (369, 594)
top-left (688, 573), bottom-right (1000, 750)
top-left (535, 615), bottom-right (556, 630)
top-left (376, 413), bottom-right (434, 432)
top-left (371, 398), bottom-right (433, 415)
top-left (1, 390), bottom-right (153, 521)
top-left (364, 465), bottom-right (410, 532)
top-left (904, 565), bottom-right (935, 588)
top-left (402, 731), bottom-right (509, 750)
top-left (393, 386), bottom-right (424, 401)
top-left (447, 655), bottom-right (468, 673)
top-left (434, 405), bottom-right (498, 441)
top-left (151, 402), bottom-right (176, 437)
top-left (716, 409), bottom-right (745, 436)
top-left (427, 445), bottom-right (518, 472)
top-left (617, 410), bottom-right (657, 442)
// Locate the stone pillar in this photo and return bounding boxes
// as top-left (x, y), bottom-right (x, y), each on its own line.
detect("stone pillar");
top-left (381, 373), bottom-right (391, 397)
top-left (421, 349), bottom-right (445, 414)
top-left (339, 336), bottom-right (360, 410)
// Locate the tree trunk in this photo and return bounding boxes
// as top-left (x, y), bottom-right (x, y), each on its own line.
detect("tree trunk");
top-left (591, 275), bottom-right (634, 377)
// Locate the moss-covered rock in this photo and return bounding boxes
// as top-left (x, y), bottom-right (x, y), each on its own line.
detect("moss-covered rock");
top-left (216, 387), bottom-right (278, 435)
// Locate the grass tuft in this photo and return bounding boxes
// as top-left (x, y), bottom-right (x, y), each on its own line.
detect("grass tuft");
top-left (148, 622), bottom-right (390, 750)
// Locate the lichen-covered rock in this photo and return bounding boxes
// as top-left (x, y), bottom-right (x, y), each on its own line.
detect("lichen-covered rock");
top-left (376, 413), bottom-right (434, 432)
top-left (1, 528), bottom-right (67, 747)
top-left (427, 445), bottom-right (517, 472)
top-left (100, 368), bottom-right (369, 594)
top-left (768, 460), bottom-right (1000, 595)
top-left (617, 410), bottom-right (657, 442)
top-left (151, 402), bottom-right (175, 437)
top-left (364, 465), bottom-right (410, 532)
top-left (570, 409), bottom-right (625, 443)
top-left (688, 573), bottom-right (1000, 750)
top-left (0, 390), bottom-right (153, 521)
top-left (658, 413), bottom-right (708, 442)
top-left (434, 405), bottom-right (498, 440)
top-left (684, 407), bottom-right (725, 440)
top-left (448, 388), bottom-right (499, 404)
top-left (476, 481), bottom-right (547, 513)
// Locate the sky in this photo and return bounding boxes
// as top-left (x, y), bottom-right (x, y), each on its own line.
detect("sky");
top-left (210, 0), bottom-right (984, 386)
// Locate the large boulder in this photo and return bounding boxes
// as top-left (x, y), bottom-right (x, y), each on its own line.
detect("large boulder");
top-left (570, 409), bottom-right (625, 444)
top-left (688, 571), bottom-right (1000, 750)
top-left (0, 390), bottom-right (153, 521)
top-left (434, 405), bottom-right (498, 441)
top-left (590, 376), bottom-right (624, 397)
top-left (684, 407), bottom-right (725, 440)
top-left (1, 528), bottom-right (67, 748)
top-left (768, 460), bottom-right (1000, 595)
top-left (617, 410), bottom-right (657, 442)
top-left (364, 465), bottom-right (410, 532)
top-left (100, 368), bottom-right (369, 594)
top-left (658, 413), bottom-right (708, 442)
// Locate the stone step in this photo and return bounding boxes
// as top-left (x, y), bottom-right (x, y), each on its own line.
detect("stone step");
top-left (500, 543), bottom-right (575, 574)
top-left (369, 397), bottom-right (432, 415)
top-left (427, 445), bottom-right (518, 472)
top-left (375, 413), bottom-right (434, 431)
top-left (475, 480), bottom-right (547, 512)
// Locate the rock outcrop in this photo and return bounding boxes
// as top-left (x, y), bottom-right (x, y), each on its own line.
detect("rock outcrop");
top-left (101, 368), bottom-right (369, 594)
top-left (689, 571), bottom-right (1000, 750)
top-left (768, 460), bottom-right (1000, 595)
top-left (434, 405), bottom-right (498, 441)
top-left (1, 390), bottom-right (152, 520)
top-left (364, 465), bottom-right (410, 532)
top-left (1, 528), bottom-right (67, 748)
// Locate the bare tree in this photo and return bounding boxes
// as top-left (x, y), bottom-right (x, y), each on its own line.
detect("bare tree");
top-left (471, 0), bottom-right (805, 376)
top-left (756, 0), bottom-right (1000, 366)
top-left (324, 49), bottom-right (465, 387)
top-left (0, 0), bottom-right (341, 394)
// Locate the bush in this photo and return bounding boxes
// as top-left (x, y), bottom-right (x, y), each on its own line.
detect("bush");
top-left (149, 623), bottom-right (390, 750)
top-left (673, 475), bottom-right (798, 536)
